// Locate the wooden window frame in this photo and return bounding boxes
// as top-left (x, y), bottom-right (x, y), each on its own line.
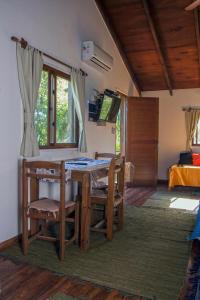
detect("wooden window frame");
top-left (38, 64), bottom-right (79, 149)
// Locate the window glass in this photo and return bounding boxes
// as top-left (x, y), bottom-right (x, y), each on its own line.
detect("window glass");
top-left (56, 76), bottom-right (69, 143)
top-left (99, 95), bottom-right (112, 121)
top-left (194, 119), bottom-right (200, 145)
top-left (35, 66), bottom-right (78, 148)
top-left (35, 70), bottom-right (48, 146)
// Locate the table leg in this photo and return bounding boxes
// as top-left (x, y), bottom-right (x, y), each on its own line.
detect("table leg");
top-left (80, 173), bottom-right (91, 250)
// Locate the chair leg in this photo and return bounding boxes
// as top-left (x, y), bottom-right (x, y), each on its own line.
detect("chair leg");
top-left (59, 217), bottom-right (65, 261)
top-left (106, 204), bottom-right (113, 241)
top-left (22, 210), bottom-right (29, 255)
top-left (117, 202), bottom-right (124, 231)
top-left (74, 202), bottom-right (79, 244)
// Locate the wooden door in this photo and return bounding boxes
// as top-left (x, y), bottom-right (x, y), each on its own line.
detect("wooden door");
top-left (126, 97), bottom-right (159, 186)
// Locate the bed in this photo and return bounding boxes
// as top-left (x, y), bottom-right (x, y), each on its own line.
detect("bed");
top-left (169, 164), bottom-right (200, 189)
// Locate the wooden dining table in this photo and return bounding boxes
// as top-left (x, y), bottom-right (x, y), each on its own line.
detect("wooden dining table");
top-left (30, 158), bottom-right (110, 251)
top-left (66, 158), bottom-right (110, 250)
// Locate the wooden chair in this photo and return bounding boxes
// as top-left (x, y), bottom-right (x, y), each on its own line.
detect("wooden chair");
top-left (90, 155), bottom-right (125, 240)
top-left (95, 152), bottom-right (121, 160)
top-left (94, 152), bottom-right (122, 191)
top-left (22, 159), bottom-right (79, 261)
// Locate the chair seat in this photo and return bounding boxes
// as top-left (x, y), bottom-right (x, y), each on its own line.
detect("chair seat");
top-left (29, 198), bottom-right (75, 213)
top-left (114, 194), bottom-right (123, 207)
top-left (92, 181), bottom-right (108, 190)
top-left (91, 190), bottom-right (123, 207)
top-left (91, 189), bottom-right (107, 198)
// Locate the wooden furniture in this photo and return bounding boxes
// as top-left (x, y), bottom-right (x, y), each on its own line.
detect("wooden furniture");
top-left (126, 97), bottom-right (158, 186)
top-left (94, 152), bottom-right (121, 189)
top-left (22, 160), bottom-right (79, 260)
top-left (90, 156), bottom-right (125, 240)
top-left (29, 159), bottom-right (111, 251)
top-left (95, 152), bottom-right (120, 159)
top-left (125, 162), bottom-right (135, 185)
top-left (96, 152), bottom-right (134, 186)
top-left (70, 160), bottom-right (111, 250)
top-left (169, 164), bottom-right (200, 189)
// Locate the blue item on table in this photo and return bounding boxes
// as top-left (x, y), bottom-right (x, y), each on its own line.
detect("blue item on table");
top-left (65, 157), bottom-right (110, 170)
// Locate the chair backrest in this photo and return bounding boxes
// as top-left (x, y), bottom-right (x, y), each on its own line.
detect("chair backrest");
top-left (95, 152), bottom-right (121, 160)
top-left (22, 159), bottom-right (66, 209)
top-left (107, 156), bottom-right (125, 203)
top-left (23, 160), bottom-right (65, 180)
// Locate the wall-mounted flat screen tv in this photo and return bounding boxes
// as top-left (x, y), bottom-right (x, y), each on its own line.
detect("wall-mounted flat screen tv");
top-left (98, 90), bottom-right (121, 123)
top-left (98, 94), bottom-right (113, 121)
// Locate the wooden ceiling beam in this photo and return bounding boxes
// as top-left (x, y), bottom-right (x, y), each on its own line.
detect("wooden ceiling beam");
top-left (95, 0), bottom-right (141, 96)
top-left (142, 0), bottom-right (173, 96)
top-left (194, 8), bottom-right (200, 69)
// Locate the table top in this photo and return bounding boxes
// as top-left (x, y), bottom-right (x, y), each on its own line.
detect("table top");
top-left (65, 157), bottom-right (110, 172)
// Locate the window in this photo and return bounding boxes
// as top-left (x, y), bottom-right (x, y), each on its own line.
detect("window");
top-left (193, 118), bottom-right (200, 145)
top-left (35, 65), bottom-right (78, 148)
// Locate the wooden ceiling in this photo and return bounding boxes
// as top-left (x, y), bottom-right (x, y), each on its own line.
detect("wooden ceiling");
top-left (95, 0), bottom-right (200, 95)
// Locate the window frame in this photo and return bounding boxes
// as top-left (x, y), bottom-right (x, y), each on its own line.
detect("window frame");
top-left (37, 64), bottom-right (79, 149)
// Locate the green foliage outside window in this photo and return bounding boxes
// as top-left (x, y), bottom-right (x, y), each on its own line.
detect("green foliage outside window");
top-left (35, 71), bottom-right (48, 146)
top-left (56, 77), bottom-right (69, 144)
top-left (99, 96), bottom-right (112, 121)
top-left (35, 69), bottom-right (73, 147)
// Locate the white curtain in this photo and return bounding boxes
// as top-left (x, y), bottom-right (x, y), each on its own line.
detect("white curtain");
top-left (16, 43), bottom-right (43, 157)
top-left (67, 84), bottom-right (76, 143)
top-left (120, 94), bottom-right (126, 156)
top-left (71, 68), bottom-right (87, 152)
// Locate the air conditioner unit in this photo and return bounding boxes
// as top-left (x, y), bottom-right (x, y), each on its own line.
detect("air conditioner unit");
top-left (82, 41), bottom-right (113, 72)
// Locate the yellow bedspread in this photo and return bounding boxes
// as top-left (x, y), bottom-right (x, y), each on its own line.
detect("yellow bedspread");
top-left (169, 164), bottom-right (200, 189)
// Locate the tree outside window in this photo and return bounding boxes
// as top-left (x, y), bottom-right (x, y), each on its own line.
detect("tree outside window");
top-left (35, 65), bottom-right (78, 148)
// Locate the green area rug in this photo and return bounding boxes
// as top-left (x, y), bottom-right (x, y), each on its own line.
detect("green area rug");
top-left (143, 187), bottom-right (200, 213)
top-left (50, 294), bottom-right (79, 300)
top-left (1, 202), bottom-right (195, 300)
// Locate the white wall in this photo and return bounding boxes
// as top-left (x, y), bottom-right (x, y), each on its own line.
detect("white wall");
top-left (142, 89), bottom-right (200, 180)
top-left (0, 0), bottom-right (134, 242)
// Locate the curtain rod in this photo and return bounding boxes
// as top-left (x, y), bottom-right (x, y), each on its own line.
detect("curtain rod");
top-left (182, 106), bottom-right (200, 111)
top-left (11, 36), bottom-right (87, 76)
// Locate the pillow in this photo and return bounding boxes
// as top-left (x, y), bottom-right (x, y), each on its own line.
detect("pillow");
top-left (179, 151), bottom-right (192, 165)
top-left (192, 153), bottom-right (200, 166)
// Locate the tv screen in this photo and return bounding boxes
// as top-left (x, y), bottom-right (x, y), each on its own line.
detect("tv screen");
top-left (108, 96), bottom-right (121, 123)
top-left (97, 89), bottom-right (121, 123)
top-left (98, 94), bottom-right (113, 121)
